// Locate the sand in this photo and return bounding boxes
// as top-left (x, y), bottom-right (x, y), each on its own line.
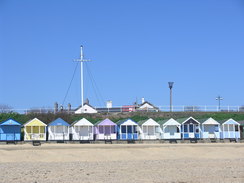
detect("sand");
top-left (0, 143), bottom-right (244, 183)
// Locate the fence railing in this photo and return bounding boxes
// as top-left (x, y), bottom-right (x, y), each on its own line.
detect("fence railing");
top-left (1, 105), bottom-right (244, 114)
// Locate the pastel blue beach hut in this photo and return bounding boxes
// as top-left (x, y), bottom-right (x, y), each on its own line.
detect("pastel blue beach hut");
top-left (177, 117), bottom-right (201, 139)
top-left (221, 119), bottom-right (240, 139)
top-left (199, 118), bottom-right (221, 139)
top-left (117, 119), bottom-right (139, 140)
top-left (158, 118), bottom-right (181, 139)
top-left (0, 118), bottom-right (21, 141)
top-left (48, 118), bottom-right (70, 141)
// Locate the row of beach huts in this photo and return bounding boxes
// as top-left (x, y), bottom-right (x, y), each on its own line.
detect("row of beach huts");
top-left (0, 117), bottom-right (243, 142)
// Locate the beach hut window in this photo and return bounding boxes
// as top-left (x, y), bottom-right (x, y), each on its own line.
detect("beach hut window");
top-left (214, 125), bottom-right (219, 132)
top-left (183, 125), bottom-right (188, 132)
top-left (235, 125), bottom-right (239, 131)
top-left (189, 125), bottom-right (194, 132)
top-left (55, 126), bottom-right (65, 133)
top-left (26, 126), bottom-right (31, 133)
top-left (133, 126), bottom-right (137, 133)
top-left (99, 126), bottom-right (104, 133)
top-left (196, 125), bottom-right (199, 133)
top-left (40, 126), bottom-right (45, 133)
top-left (111, 126), bottom-right (116, 133)
top-left (127, 126), bottom-right (132, 133)
top-left (33, 126), bottom-right (39, 133)
top-left (121, 126), bottom-right (126, 133)
top-left (104, 126), bottom-right (110, 135)
top-left (177, 127), bottom-right (180, 133)
top-left (75, 126), bottom-right (79, 133)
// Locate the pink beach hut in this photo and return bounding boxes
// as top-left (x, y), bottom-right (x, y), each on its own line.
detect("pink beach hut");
top-left (94, 118), bottom-right (117, 140)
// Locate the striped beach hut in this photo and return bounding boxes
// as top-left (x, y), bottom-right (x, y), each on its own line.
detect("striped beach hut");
top-left (158, 118), bottom-right (181, 139)
top-left (199, 118), bottom-right (221, 139)
top-left (0, 118), bottom-right (21, 141)
top-left (117, 119), bottom-right (139, 140)
top-left (94, 118), bottom-right (117, 140)
top-left (71, 118), bottom-right (94, 140)
top-left (48, 118), bottom-right (70, 141)
top-left (177, 117), bottom-right (201, 139)
top-left (137, 118), bottom-right (161, 140)
top-left (23, 118), bottom-right (47, 141)
top-left (221, 119), bottom-right (240, 139)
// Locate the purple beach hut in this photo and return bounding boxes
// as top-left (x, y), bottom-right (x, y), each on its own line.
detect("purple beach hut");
top-left (94, 118), bottom-right (117, 140)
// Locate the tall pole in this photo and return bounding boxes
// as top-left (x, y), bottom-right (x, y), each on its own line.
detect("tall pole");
top-left (216, 95), bottom-right (223, 111)
top-left (74, 46), bottom-right (91, 108)
top-left (168, 82), bottom-right (174, 112)
top-left (80, 46), bottom-right (84, 107)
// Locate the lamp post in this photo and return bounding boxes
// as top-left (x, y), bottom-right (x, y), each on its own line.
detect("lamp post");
top-left (216, 95), bottom-right (223, 112)
top-left (168, 82), bottom-right (174, 112)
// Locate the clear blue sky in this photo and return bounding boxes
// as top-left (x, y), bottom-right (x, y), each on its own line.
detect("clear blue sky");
top-left (0, 0), bottom-right (244, 109)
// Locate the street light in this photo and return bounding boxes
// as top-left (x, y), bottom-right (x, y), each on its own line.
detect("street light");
top-left (168, 82), bottom-right (174, 112)
top-left (216, 95), bottom-right (223, 111)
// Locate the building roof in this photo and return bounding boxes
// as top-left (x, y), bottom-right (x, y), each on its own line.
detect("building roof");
top-left (137, 118), bottom-right (159, 126)
top-left (221, 118), bottom-right (240, 125)
top-left (48, 118), bottom-right (70, 126)
top-left (116, 118), bottom-right (138, 126)
top-left (23, 118), bottom-right (47, 127)
top-left (71, 118), bottom-right (94, 126)
top-left (158, 118), bottom-right (181, 126)
top-left (0, 118), bottom-right (21, 126)
top-left (138, 101), bottom-right (159, 110)
top-left (200, 117), bottom-right (220, 125)
top-left (176, 117), bottom-right (199, 124)
top-left (95, 118), bottom-right (117, 126)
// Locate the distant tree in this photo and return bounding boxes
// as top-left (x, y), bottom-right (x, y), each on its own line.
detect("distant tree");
top-left (0, 104), bottom-right (13, 113)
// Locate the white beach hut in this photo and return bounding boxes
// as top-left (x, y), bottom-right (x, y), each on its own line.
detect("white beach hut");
top-left (71, 118), bottom-right (94, 140)
top-left (221, 119), bottom-right (240, 139)
top-left (158, 118), bottom-right (181, 139)
top-left (200, 118), bottom-right (221, 139)
top-left (137, 118), bottom-right (161, 140)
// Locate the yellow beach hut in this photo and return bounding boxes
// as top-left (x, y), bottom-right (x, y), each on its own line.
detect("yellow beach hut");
top-left (23, 118), bottom-right (47, 141)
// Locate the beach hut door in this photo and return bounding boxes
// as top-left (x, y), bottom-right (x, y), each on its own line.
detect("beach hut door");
top-left (189, 124), bottom-right (194, 138)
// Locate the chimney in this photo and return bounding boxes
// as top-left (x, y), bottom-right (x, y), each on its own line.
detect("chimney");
top-left (85, 98), bottom-right (89, 105)
top-left (68, 103), bottom-right (71, 112)
top-left (141, 97), bottom-right (145, 104)
top-left (54, 102), bottom-right (58, 114)
top-left (106, 100), bottom-right (112, 108)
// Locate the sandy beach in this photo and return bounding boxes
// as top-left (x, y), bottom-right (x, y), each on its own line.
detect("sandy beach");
top-left (0, 143), bottom-right (244, 183)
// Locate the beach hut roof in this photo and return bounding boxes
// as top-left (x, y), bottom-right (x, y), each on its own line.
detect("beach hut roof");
top-left (95, 118), bottom-right (116, 126)
top-left (221, 118), bottom-right (240, 125)
top-left (48, 118), bottom-right (70, 126)
top-left (176, 117), bottom-right (199, 124)
top-left (138, 118), bottom-right (159, 126)
top-left (200, 117), bottom-right (219, 125)
top-left (116, 118), bottom-right (138, 126)
top-left (0, 118), bottom-right (21, 126)
top-left (23, 118), bottom-right (47, 127)
top-left (71, 118), bottom-right (94, 126)
top-left (158, 118), bottom-right (180, 126)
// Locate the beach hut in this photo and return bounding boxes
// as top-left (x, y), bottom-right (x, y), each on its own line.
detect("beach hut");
top-left (158, 118), bottom-right (181, 139)
top-left (221, 119), bottom-right (240, 139)
top-left (137, 118), bottom-right (161, 140)
top-left (48, 118), bottom-right (70, 141)
top-left (71, 118), bottom-right (94, 140)
top-left (117, 119), bottom-right (139, 140)
top-left (23, 118), bottom-right (47, 141)
top-left (0, 118), bottom-right (21, 141)
top-left (238, 120), bottom-right (244, 139)
top-left (94, 118), bottom-right (117, 140)
top-left (199, 118), bottom-right (221, 139)
top-left (177, 117), bottom-right (201, 139)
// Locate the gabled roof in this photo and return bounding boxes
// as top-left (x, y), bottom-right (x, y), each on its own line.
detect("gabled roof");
top-left (0, 118), bottom-right (21, 126)
top-left (221, 118), bottom-right (240, 125)
top-left (159, 118), bottom-right (181, 126)
top-left (71, 118), bottom-right (94, 126)
top-left (176, 117), bottom-right (199, 124)
top-left (95, 118), bottom-right (116, 126)
top-left (116, 118), bottom-right (138, 126)
top-left (137, 118), bottom-right (159, 126)
top-left (75, 103), bottom-right (97, 111)
top-left (138, 101), bottom-right (159, 109)
top-left (48, 118), bottom-right (70, 126)
top-left (23, 118), bottom-right (47, 126)
top-left (200, 117), bottom-right (220, 125)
